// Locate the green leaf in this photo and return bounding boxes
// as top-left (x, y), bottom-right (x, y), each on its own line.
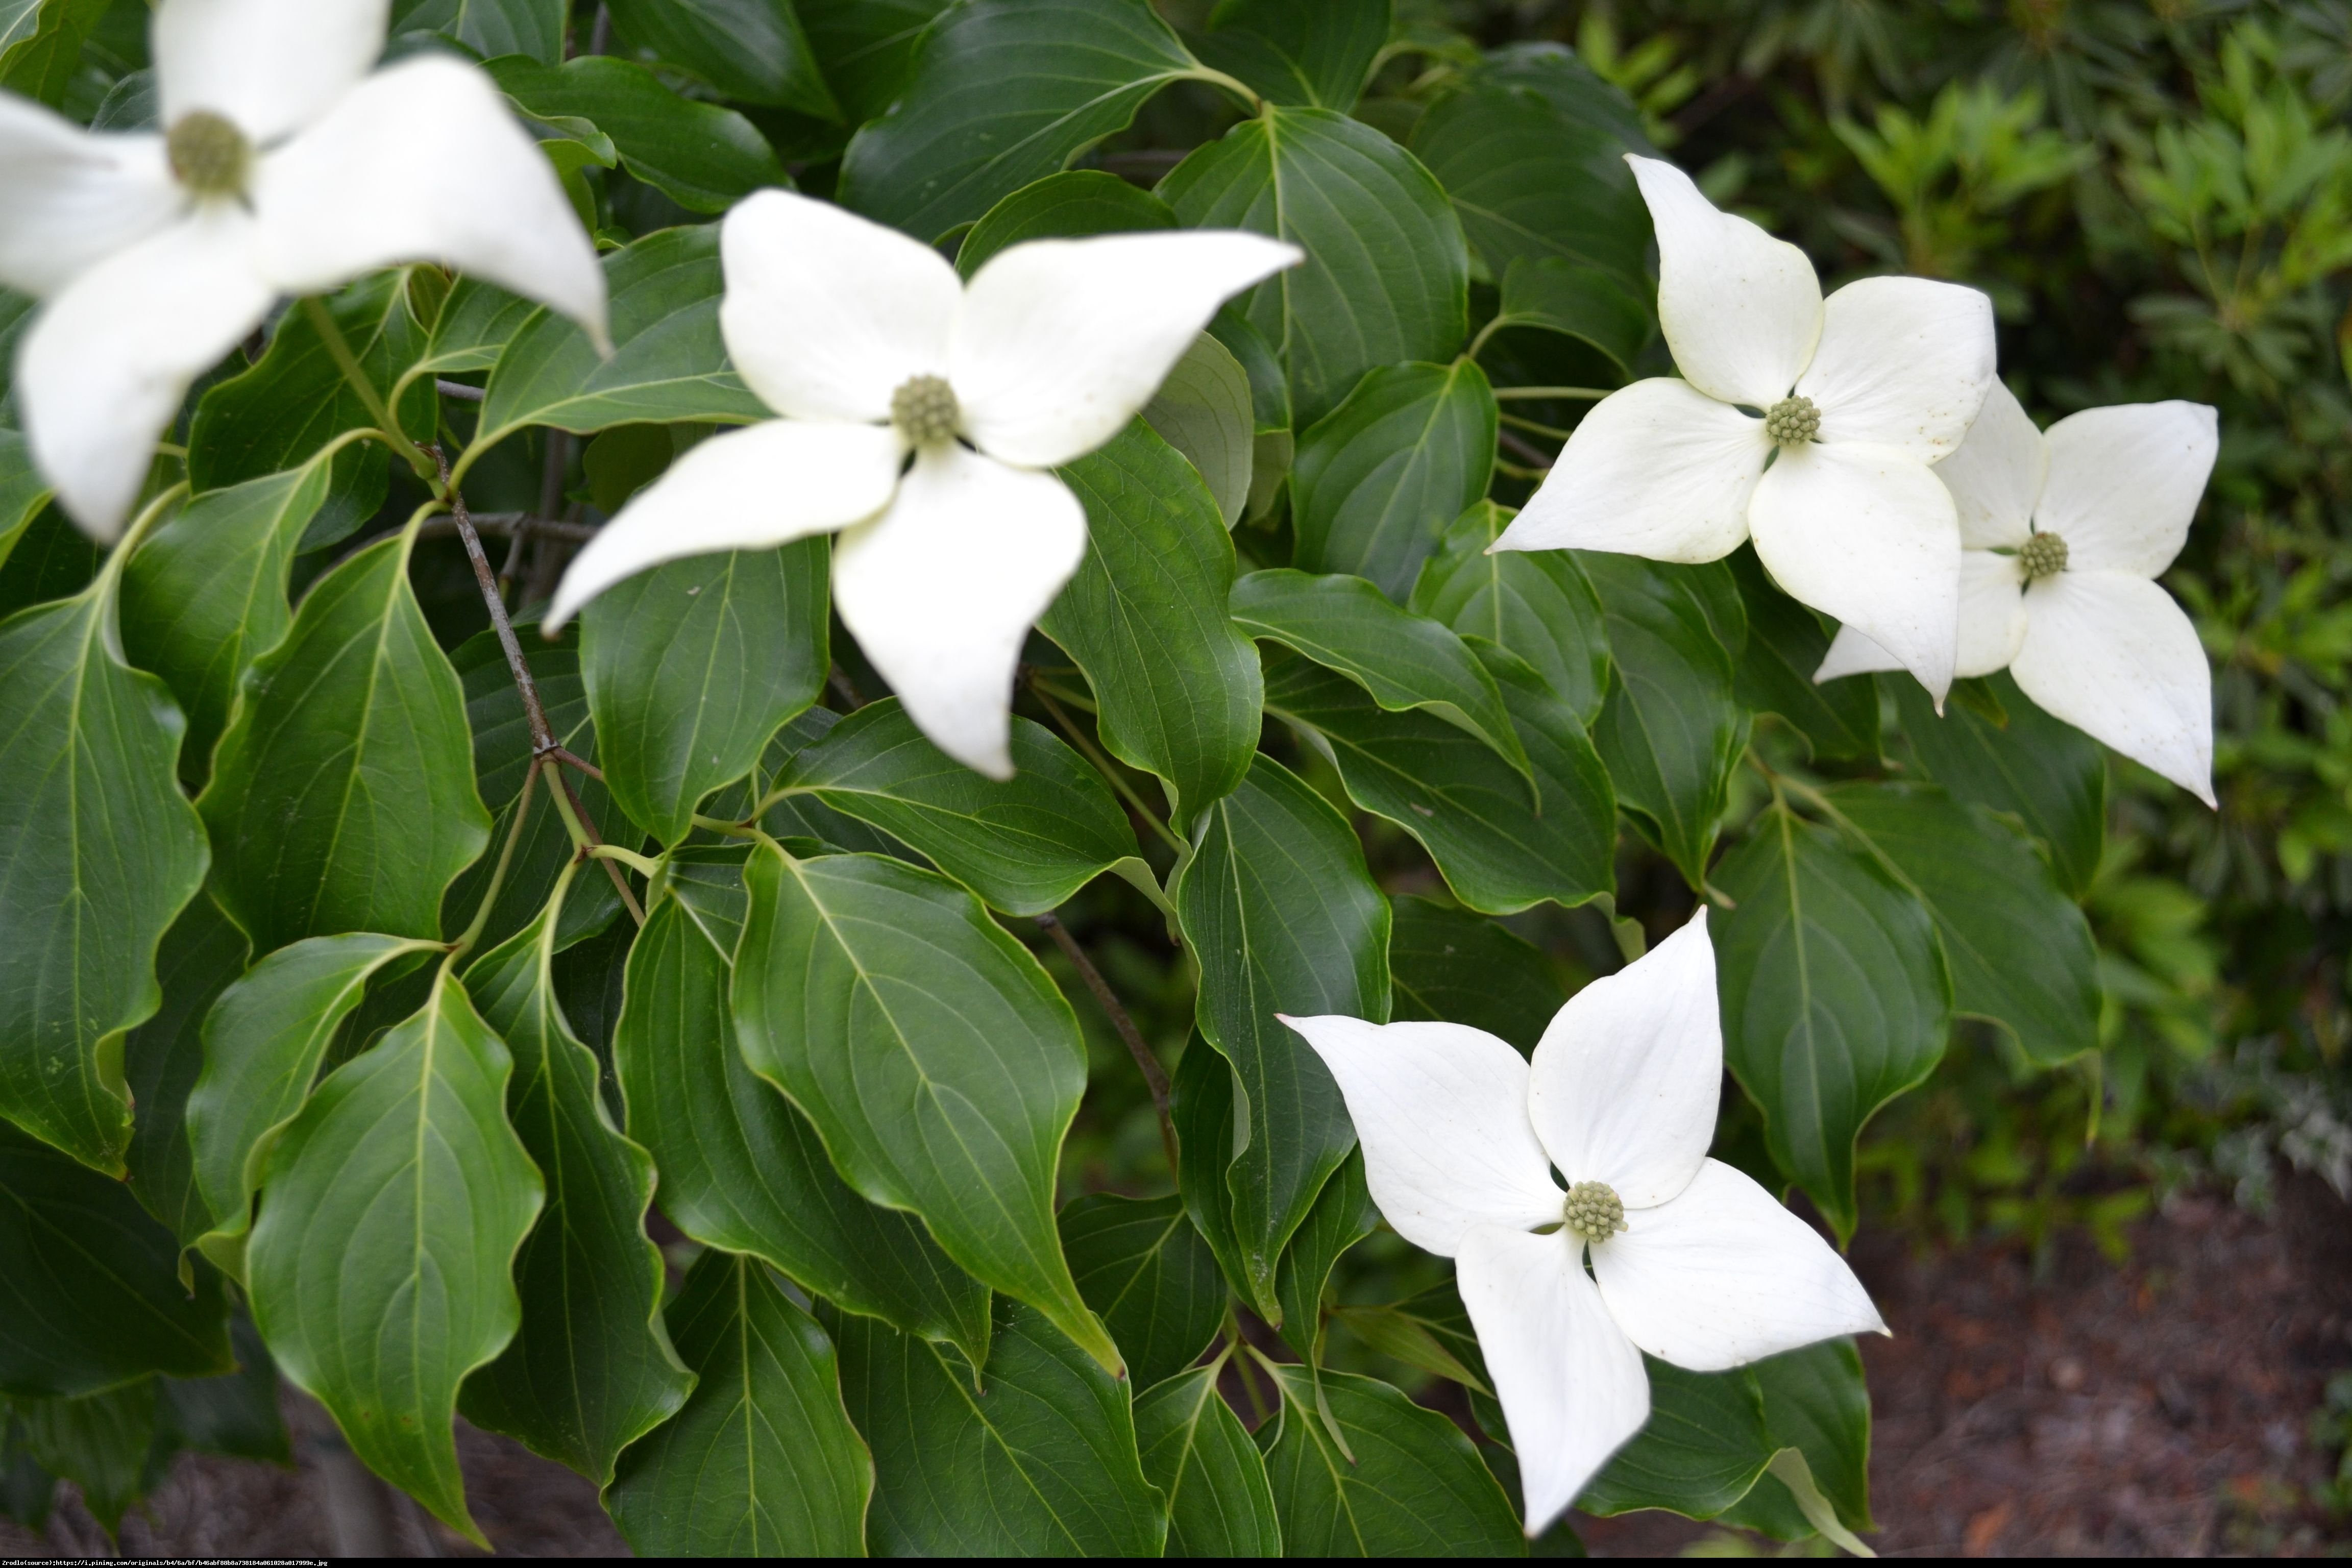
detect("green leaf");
top-left (0, 430), bottom-right (52, 564)
top-left (1290, 359), bottom-right (1496, 600)
top-left (1580, 553), bottom-right (1744, 890)
top-left (0, 573), bottom-right (210, 1174)
top-left (581, 541), bottom-right (828, 845)
top-left (160, 1312), bottom-right (289, 1464)
top-left (1328, 1280), bottom-right (1490, 1396)
top-left (1145, 331), bottom-right (1257, 530)
top-left (412, 276), bottom-right (540, 379)
top-left (1272, 1149), bottom-right (1375, 1362)
top-left (751, 708), bottom-right (910, 857)
top-left (1162, 106), bottom-right (1470, 427)
top-left (605, 0), bottom-right (841, 117)
top-left (198, 532), bottom-right (491, 956)
top-left (1058, 1192), bottom-right (1225, 1390)
top-left (476, 226), bottom-right (771, 449)
top-left (187, 934), bottom-right (440, 1275)
top-left (0, 0), bottom-right (107, 107)
top-left (734, 844), bottom-right (1116, 1371)
top-left (1135, 1364), bottom-right (1283, 1558)
top-left (489, 55), bottom-right (790, 214)
top-left (838, 0), bottom-right (1215, 240)
top-left (1042, 419), bottom-right (1263, 829)
top-left (1387, 895), bottom-right (1563, 1051)
top-left (1174, 755), bottom-right (1389, 1317)
top-left (606, 1251), bottom-right (871, 1554)
top-left (1713, 805), bottom-right (1952, 1237)
top-left (1189, 0), bottom-right (1387, 110)
top-left (0, 503), bottom-right (97, 620)
top-left (1728, 550), bottom-right (1879, 764)
top-left (1734, 1338), bottom-right (1873, 1536)
top-left (1819, 782), bottom-right (2100, 1067)
top-left (393, 0), bottom-right (569, 63)
top-left (247, 973), bottom-right (542, 1548)
top-left (1891, 672), bottom-right (2105, 899)
top-left (771, 696), bottom-right (1143, 916)
top-left (120, 455), bottom-right (334, 786)
top-left (794, 0), bottom-right (951, 124)
top-left (1411, 501), bottom-right (1610, 725)
top-left (459, 891), bottom-right (693, 1484)
top-left (1492, 256), bottom-right (1651, 376)
top-left (1233, 568), bottom-right (1528, 777)
top-left (615, 892), bottom-right (991, 1362)
top-left (955, 168), bottom-right (1177, 279)
top-left (832, 1297), bottom-right (1167, 1555)
top-left (1581, 1355), bottom-right (1773, 1520)
top-left (0, 1411), bottom-right (52, 1532)
top-left (1168, 1032), bottom-right (1252, 1314)
top-left (12, 1379), bottom-right (156, 1536)
top-left (1258, 1363), bottom-right (1525, 1554)
top-left (1260, 645), bottom-right (1615, 915)
top-left (122, 894), bottom-right (248, 1245)
top-left (0, 1119), bottom-right (232, 1398)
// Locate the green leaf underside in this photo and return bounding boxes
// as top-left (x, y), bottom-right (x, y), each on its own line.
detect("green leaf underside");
top-left (1411, 501), bottom-right (1611, 726)
top-left (1058, 1192), bottom-right (1225, 1390)
top-left (1892, 673), bottom-right (2106, 899)
top-left (1143, 330), bottom-right (1257, 530)
top-left (1387, 895), bottom-right (1565, 1052)
top-left (1135, 1364), bottom-right (1283, 1557)
top-left (1289, 360), bottom-right (1499, 600)
top-left (794, 0), bottom-right (951, 126)
top-left (121, 894), bottom-right (249, 1245)
top-left (1259, 1364), bottom-right (1524, 1555)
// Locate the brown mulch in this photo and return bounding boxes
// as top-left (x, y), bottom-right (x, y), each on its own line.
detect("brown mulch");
top-left (5, 1174), bottom-right (2347, 1558)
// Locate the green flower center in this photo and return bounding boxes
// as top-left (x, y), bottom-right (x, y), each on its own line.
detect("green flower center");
top-left (2020, 530), bottom-right (2069, 579)
top-left (166, 111), bottom-right (250, 199)
top-left (890, 374), bottom-right (960, 448)
top-left (1562, 1180), bottom-right (1627, 1241)
top-left (1763, 395), bottom-right (1820, 447)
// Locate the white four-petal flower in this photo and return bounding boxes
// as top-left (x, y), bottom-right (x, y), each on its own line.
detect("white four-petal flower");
top-left (1817, 380), bottom-right (2220, 805)
top-left (0, 0), bottom-right (608, 540)
top-left (1493, 156), bottom-right (1997, 702)
top-left (548, 189), bottom-right (1300, 779)
top-left (1282, 911), bottom-right (1885, 1537)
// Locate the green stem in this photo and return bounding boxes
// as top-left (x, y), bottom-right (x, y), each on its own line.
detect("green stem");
top-left (1030, 680), bottom-right (1187, 854)
top-left (699, 809), bottom-right (767, 836)
top-left (1492, 385), bottom-right (1612, 402)
top-left (1499, 410), bottom-right (1578, 441)
top-left (1463, 314), bottom-right (1517, 362)
top-left (447, 757), bottom-right (542, 961)
top-left (301, 297), bottom-right (432, 479)
top-left (590, 842), bottom-right (665, 878)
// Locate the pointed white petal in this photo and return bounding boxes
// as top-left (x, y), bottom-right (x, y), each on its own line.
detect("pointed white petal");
top-left (2012, 571), bottom-right (2214, 805)
top-left (1749, 442), bottom-right (1962, 701)
top-left (1492, 378), bottom-right (1766, 562)
top-left (19, 209), bottom-right (271, 540)
top-left (2034, 401), bottom-right (2218, 578)
top-left (1460, 1225), bottom-right (1649, 1537)
top-left (0, 99), bottom-right (179, 298)
top-left (1935, 379), bottom-right (2043, 550)
top-left (1590, 1159), bottom-right (1886, 1373)
top-left (1813, 624), bottom-right (1900, 682)
top-left (251, 57), bottom-right (605, 340)
top-left (1629, 155), bottom-right (1821, 409)
top-left (951, 231), bottom-right (1300, 470)
top-left (155, 0), bottom-right (389, 143)
top-left (1795, 276), bottom-right (1995, 461)
top-left (1954, 548), bottom-right (2029, 679)
top-left (833, 446), bottom-right (1085, 779)
top-left (547, 421), bottom-right (903, 630)
top-left (1526, 910), bottom-right (1719, 1209)
top-left (718, 189), bottom-right (960, 426)
top-left (1279, 1015), bottom-right (1563, 1257)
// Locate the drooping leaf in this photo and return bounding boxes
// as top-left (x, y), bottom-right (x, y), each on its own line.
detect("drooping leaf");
top-left (603, 0), bottom-right (840, 116)
top-left (1712, 805), bottom-right (1953, 1238)
top-left (1174, 755), bottom-right (1389, 1317)
top-left (1058, 1191), bottom-right (1226, 1390)
top-left (489, 55), bottom-right (791, 214)
top-left (1144, 331), bottom-right (1257, 530)
top-left (1411, 501), bottom-right (1610, 725)
top-left (1135, 1364), bottom-right (1283, 1558)
top-left (1189, 0), bottom-right (1388, 110)
top-left (199, 532), bottom-right (491, 956)
top-left (1042, 419), bottom-right (1262, 830)
top-left (1288, 360), bottom-right (1498, 599)
top-left (121, 893), bottom-right (248, 1245)
top-left (1272, 1149), bottom-right (1375, 1362)
top-left (955, 168), bottom-right (1177, 279)
top-left (1892, 673), bottom-right (2105, 899)
top-left (12, 1379), bottom-right (156, 1536)
top-left (831, 1297), bottom-right (1167, 1556)
top-left (605, 1251), bottom-right (872, 1556)
top-left (1162, 105), bottom-right (1469, 426)
top-left (1728, 549), bottom-right (1879, 764)
top-left (247, 973), bottom-right (543, 1548)
top-left (1387, 895), bottom-right (1564, 1051)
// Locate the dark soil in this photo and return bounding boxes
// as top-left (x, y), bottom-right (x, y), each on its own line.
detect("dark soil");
top-left (6, 1174), bottom-right (2347, 1558)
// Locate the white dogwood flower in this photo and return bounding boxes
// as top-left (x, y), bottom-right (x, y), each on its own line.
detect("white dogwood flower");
top-left (1282, 911), bottom-right (1885, 1537)
top-left (548, 190), bottom-right (1299, 779)
top-left (1493, 156), bottom-right (1996, 701)
top-left (0, 0), bottom-right (607, 539)
top-left (1817, 381), bottom-right (2220, 805)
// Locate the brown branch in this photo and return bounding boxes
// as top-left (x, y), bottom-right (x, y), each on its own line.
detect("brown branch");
top-left (1498, 426), bottom-right (1556, 469)
top-left (1035, 912), bottom-right (1179, 1173)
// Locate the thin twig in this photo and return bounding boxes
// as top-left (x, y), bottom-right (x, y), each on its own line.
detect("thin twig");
top-left (415, 514), bottom-right (598, 545)
top-left (1498, 427), bottom-right (1556, 469)
top-left (1028, 677), bottom-right (1188, 854)
top-left (547, 745), bottom-right (604, 781)
top-left (1036, 913), bottom-right (1179, 1173)
top-left (589, 4), bottom-right (611, 56)
top-left (434, 378), bottom-right (486, 403)
top-left (827, 663), bottom-right (865, 710)
top-left (1492, 385), bottom-right (1612, 401)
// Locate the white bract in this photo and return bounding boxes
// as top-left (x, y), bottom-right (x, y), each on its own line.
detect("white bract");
top-left (0, 0), bottom-right (607, 540)
top-left (1282, 911), bottom-right (1885, 1537)
top-left (1818, 381), bottom-right (2220, 804)
top-left (1492, 156), bottom-right (1997, 702)
top-left (548, 190), bottom-right (1299, 779)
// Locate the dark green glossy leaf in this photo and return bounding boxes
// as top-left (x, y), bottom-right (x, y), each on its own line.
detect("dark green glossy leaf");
top-left (734, 845), bottom-right (1116, 1372)
top-left (1169, 1032), bottom-right (1251, 1313)
top-left (1190, 0), bottom-right (1387, 110)
top-left (489, 55), bottom-right (790, 214)
top-left (1328, 1279), bottom-right (1490, 1396)
top-left (393, 0), bottom-right (567, 63)
top-left (0, 286), bottom-right (30, 423)
top-left (581, 540), bottom-right (827, 845)
top-left (1411, 501), bottom-right (1610, 725)
top-left (1136, 1364), bottom-right (1283, 1558)
top-left (1892, 672), bottom-right (2105, 899)
top-left (955, 168), bottom-right (1177, 279)
top-left (838, 0), bottom-right (1213, 240)
top-left (0, 1118), bottom-right (232, 1398)
top-left (12, 1379), bottom-right (155, 1535)
top-left (122, 894), bottom-right (247, 1244)
top-left (1581, 1355), bottom-right (1772, 1520)
top-left (832, 1297), bottom-right (1166, 1556)
top-left (1259, 1364), bottom-right (1524, 1555)
top-left (1491, 256), bottom-right (1651, 375)
top-left (1733, 1338), bottom-right (1873, 1536)
top-left (1713, 805), bottom-right (1952, 1238)
top-left (1145, 331), bottom-right (1257, 530)
top-left (606, 1251), bottom-right (872, 1555)
top-left (1388, 895), bottom-right (1563, 1051)
top-left (794, 0), bottom-right (951, 125)
top-left (199, 533), bottom-right (491, 955)
top-left (248, 974), bottom-right (542, 1548)
top-left (1042, 419), bottom-right (1262, 829)
top-left (1290, 360), bottom-right (1497, 599)
top-left (605, 0), bottom-right (839, 115)
top-left (412, 276), bottom-right (539, 380)
top-left (0, 430), bottom-right (51, 561)
top-left (1729, 549), bottom-right (1879, 764)
top-left (1272, 1149), bottom-right (1374, 1362)
top-left (615, 893), bottom-right (990, 1362)
top-left (1162, 105), bottom-right (1469, 426)
top-left (0, 502), bottom-right (96, 620)
top-left (1059, 1192), bottom-right (1225, 1390)
top-left (752, 708), bottom-right (907, 857)
top-left (1174, 755), bottom-right (1389, 1317)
